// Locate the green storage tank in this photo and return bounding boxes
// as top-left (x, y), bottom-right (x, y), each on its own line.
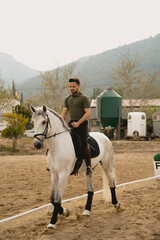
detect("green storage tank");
top-left (96, 88), bottom-right (122, 128)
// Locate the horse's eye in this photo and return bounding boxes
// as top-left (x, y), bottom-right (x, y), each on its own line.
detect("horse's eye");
top-left (42, 121), bottom-right (46, 125)
top-left (31, 120), bottom-right (34, 125)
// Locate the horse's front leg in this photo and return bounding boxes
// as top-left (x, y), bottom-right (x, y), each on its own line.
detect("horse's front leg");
top-left (83, 174), bottom-right (94, 216)
top-left (47, 172), bottom-right (59, 228)
top-left (48, 171), bottom-right (70, 229)
top-left (50, 172), bottom-right (58, 205)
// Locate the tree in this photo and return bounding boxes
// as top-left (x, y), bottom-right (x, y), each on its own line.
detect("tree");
top-left (111, 51), bottom-right (160, 111)
top-left (111, 51), bottom-right (143, 109)
top-left (20, 93), bottom-right (24, 105)
top-left (15, 105), bottom-right (32, 119)
top-left (25, 62), bottom-right (77, 113)
top-left (1, 113), bottom-right (28, 151)
top-left (15, 104), bottom-right (32, 129)
top-left (92, 88), bottom-right (103, 98)
top-left (0, 77), bottom-right (12, 118)
top-left (62, 62), bottom-right (77, 80)
top-left (139, 70), bottom-right (160, 99)
top-left (12, 80), bottom-right (16, 97)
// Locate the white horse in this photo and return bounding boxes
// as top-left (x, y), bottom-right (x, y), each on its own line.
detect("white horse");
top-left (31, 105), bottom-right (120, 229)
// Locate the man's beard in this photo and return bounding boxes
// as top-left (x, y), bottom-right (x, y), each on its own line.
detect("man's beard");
top-left (71, 90), bottom-right (78, 95)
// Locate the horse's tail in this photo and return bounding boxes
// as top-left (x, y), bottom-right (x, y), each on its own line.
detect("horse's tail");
top-left (102, 169), bottom-right (111, 203)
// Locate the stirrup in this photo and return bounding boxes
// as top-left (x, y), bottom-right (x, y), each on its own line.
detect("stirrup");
top-left (86, 166), bottom-right (93, 175)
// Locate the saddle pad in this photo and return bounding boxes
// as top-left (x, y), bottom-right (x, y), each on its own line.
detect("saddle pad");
top-left (87, 135), bottom-right (100, 158)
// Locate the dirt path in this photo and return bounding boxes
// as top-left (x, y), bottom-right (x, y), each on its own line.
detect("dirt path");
top-left (0, 141), bottom-right (160, 240)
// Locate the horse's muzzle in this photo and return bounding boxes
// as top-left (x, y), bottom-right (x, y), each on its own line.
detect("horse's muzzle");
top-left (34, 139), bottom-right (43, 149)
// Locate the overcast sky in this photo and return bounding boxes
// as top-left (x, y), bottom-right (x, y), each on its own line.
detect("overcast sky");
top-left (0, 0), bottom-right (160, 71)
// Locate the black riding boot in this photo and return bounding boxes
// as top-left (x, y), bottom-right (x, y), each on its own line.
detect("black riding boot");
top-left (69, 126), bottom-right (83, 175)
top-left (84, 145), bottom-right (93, 175)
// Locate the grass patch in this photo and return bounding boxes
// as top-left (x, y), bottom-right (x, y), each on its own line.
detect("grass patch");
top-left (0, 145), bottom-right (19, 155)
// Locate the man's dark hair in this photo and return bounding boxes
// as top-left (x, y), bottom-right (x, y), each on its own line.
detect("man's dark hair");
top-left (69, 78), bottom-right (80, 85)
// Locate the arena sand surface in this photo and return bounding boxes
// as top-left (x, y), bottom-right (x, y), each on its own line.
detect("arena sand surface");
top-left (0, 140), bottom-right (160, 240)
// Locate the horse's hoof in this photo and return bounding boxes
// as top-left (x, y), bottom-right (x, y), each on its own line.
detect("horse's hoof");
top-left (63, 208), bottom-right (70, 217)
top-left (114, 202), bottom-right (120, 209)
top-left (47, 223), bottom-right (56, 229)
top-left (82, 209), bottom-right (90, 216)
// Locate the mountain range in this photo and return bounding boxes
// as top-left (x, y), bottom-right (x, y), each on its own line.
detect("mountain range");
top-left (1, 34), bottom-right (160, 97)
top-left (0, 52), bottom-right (39, 85)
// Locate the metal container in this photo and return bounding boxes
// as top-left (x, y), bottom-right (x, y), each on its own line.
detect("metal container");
top-left (96, 88), bottom-right (122, 128)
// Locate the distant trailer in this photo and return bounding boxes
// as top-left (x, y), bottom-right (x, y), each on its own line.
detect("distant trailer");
top-left (127, 112), bottom-right (147, 139)
top-left (152, 112), bottom-right (160, 138)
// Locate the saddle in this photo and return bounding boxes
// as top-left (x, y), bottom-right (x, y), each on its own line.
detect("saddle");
top-left (70, 128), bottom-right (100, 175)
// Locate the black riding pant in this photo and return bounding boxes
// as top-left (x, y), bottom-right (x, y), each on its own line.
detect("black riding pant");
top-left (69, 120), bottom-right (89, 159)
top-left (76, 120), bottom-right (89, 147)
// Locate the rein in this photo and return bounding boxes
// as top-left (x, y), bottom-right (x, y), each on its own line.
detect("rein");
top-left (34, 114), bottom-right (69, 141)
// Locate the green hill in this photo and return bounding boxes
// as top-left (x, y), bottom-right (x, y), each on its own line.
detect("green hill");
top-left (76, 34), bottom-right (160, 88)
top-left (17, 34), bottom-right (160, 98)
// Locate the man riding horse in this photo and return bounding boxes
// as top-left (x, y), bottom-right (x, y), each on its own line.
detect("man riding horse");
top-left (61, 78), bottom-right (93, 175)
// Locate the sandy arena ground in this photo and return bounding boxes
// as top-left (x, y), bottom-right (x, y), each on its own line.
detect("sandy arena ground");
top-left (0, 139), bottom-right (160, 240)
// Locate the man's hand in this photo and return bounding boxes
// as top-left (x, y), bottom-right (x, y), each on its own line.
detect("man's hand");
top-left (71, 108), bottom-right (91, 128)
top-left (71, 121), bottom-right (80, 128)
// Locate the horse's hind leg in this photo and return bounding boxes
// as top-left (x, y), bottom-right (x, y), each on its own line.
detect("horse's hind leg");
top-left (102, 164), bottom-right (120, 209)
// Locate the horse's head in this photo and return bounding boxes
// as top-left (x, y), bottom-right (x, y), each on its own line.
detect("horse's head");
top-left (30, 105), bottom-right (50, 149)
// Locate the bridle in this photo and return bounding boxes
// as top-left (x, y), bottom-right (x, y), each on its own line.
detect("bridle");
top-left (34, 114), bottom-right (69, 142)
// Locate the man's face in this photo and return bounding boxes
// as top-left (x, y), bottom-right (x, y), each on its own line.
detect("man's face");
top-left (69, 82), bottom-right (80, 95)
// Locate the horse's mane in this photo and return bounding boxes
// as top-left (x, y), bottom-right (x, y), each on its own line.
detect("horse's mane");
top-left (32, 106), bottom-right (70, 130)
top-left (48, 108), bottom-right (70, 130)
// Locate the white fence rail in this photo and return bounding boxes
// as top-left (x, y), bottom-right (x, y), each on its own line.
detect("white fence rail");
top-left (0, 175), bottom-right (160, 224)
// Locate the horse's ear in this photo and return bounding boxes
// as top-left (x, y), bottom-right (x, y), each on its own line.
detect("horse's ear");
top-left (43, 105), bottom-right (47, 113)
top-left (30, 105), bottom-right (35, 113)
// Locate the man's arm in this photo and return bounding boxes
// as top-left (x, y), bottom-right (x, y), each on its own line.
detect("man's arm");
top-left (78, 108), bottom-right (91, 125)
top-left (61, 107), bottom-right (68, 120)
top-left (72, 108), bottom-right (91, 128)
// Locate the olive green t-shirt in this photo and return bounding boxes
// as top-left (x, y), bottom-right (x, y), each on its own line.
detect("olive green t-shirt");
top-left (64, 92), bottom-right (90, 120)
